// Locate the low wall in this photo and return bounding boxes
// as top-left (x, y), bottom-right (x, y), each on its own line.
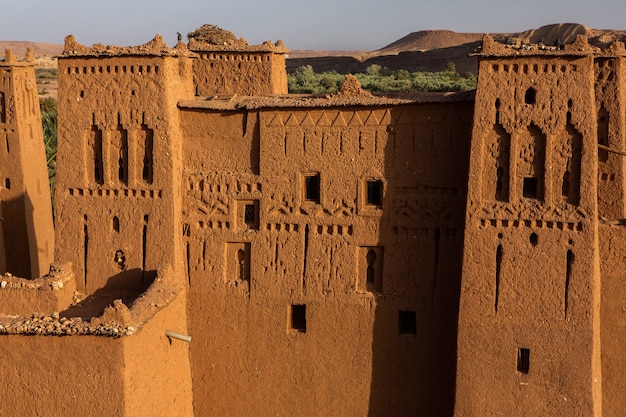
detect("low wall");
top-left (0, 262), bottom-right (75, 316)
top-left (0, 264), bottom-right (193, 417)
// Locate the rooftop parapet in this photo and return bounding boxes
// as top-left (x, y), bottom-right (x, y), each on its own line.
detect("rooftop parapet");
top-left (0, 47), bottom-right (35, 66)
top-left (0, 262), bottom-right (76, 316)
top-left (0, 264), bottom-right (183, 337)
top-left (61, 34), bottom-right (196, 58)
top-left (470, 33), bottom-right (626, 57)
top-left (186, 23), bottom-right (289, 53)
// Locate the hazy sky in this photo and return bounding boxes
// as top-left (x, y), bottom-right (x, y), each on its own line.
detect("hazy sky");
top-left (3, 0), bottom-right (626, 50)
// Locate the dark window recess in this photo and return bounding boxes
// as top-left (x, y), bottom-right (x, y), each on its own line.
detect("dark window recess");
top-left (517, 348), bottom-right (530, 374)
top-left (562, 170), bottom-right (570, 198)
top-left (366, 180), bottom-right (383, 206)
top-left (496, 166), bottom-right (504, 200)
top-left (244, 204), bottom-right (257, 227)
top-left (304, 174), bottom-right (320, 203)
top-left (0, 92), bottom-right (5, 123)
top-left (524, 87), bottom-right (537, 105)
top-left (366, 250), bottom-right (377, 291)
top-left (523, 177), bottom-right (538, 199)
top-left (530, 232), bottom-right (538, 246)
top-left (495, 98), bottom-right (501, 124)
top-left (112, 216), bottom-right (120, 233)
top-left (399, 311), bottom-right (417, 336)
top-left (236, 248), bottom-right (250, 283)
top-left (290, 304), bottom-right (307, 333)
top-left (4, 178), bottom-right (9, 190)
top-left (598, 106), bottom-right (609, 162)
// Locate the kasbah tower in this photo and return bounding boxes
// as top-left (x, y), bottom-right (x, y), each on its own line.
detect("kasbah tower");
top-left (1, 22), bottom-right (626, 417)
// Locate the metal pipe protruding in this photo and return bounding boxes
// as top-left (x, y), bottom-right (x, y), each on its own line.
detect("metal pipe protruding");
top-left (165, 330), bottom-right (192, 343)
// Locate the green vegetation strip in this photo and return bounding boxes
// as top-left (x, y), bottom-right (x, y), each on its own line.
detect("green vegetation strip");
top-left (288, 64), bottom-right (477, 94)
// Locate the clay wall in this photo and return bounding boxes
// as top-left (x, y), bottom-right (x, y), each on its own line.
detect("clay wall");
top-left (0, 335), bottom-right (125, 416)
top-left (179, 100), bottom-right (473, 416)
top-left (595, 57), bottom-right (626, 218)
top-left (599, 223), bottom-right (626, 417)
top-left (456, 52), bottom-right (601, 416)
top-left (192, 50), bottom-right (288, 97)
top-left (0, 50), bottom-right (54, 278)
top-left (123, 268), bottom-right (194, 417)
top-left (55, 45), bottom-right (195, 293)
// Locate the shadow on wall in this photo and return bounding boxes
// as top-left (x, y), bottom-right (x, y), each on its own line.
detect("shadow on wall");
top-left (367, 103), bottom-right (470, 416)
top-left (61, 268), bottom-right (157, 319)
top-left (2, 193), bottom-right (32, 278)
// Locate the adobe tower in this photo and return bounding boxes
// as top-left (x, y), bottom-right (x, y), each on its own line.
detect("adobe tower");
top-left (0, 48), bottom-right (54, 278)
top-left (55, 35), bottom-right (195, 293)
top-left (455, 35), bottom-right (602, 416)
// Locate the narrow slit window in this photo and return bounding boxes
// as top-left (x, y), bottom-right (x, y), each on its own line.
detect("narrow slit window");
top-left (366, 250), bottom-right (377, 291)
top-left (290, 304), bottom-right (306, 333)
top-left (399, 311), bottom-right (416, 336)
top-left (304, 173), bottom-right (320, 203)
top-left (365, 180), bottom-right (383, 207)
top-left (141, 125), bottom-right (154, 184)
top-left (517, 348), bottom-right (530, 374)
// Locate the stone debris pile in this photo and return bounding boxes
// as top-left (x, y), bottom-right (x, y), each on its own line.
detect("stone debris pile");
top-left (0, 311), bottom-right (136, 338)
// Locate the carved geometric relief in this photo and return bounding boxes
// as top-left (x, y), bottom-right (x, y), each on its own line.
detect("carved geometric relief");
top-left (518, 124), bottom-right (545, 201)
top-left (392, 186), bottom-right (457, 226)
top-left (483, 123), bottom-right (510, 202)
top-left (111, 124), bottom-right (129, 185)
top-left (137, 124), bottom-right (154, 184)
top-left (557, 124), bottom-right (582, 205)
top-left (86, 124), bottom-right (104, 185)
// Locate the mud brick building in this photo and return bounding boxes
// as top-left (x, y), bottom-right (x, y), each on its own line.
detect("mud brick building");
top-left (0, 26), bottom-right (625, 417)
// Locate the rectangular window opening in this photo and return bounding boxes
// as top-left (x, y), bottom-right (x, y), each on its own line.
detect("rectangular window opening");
top-left (399, 311), bottom-right (416, 336)
top-left (238, 200), bottom-right (259, 230)
top-left (523, 177), bottom-right (538, 199)
top-left (290, 304), bottom-right (307, 333)
top-left (517, 348), bottom-right (530, 374)
top-left (304, 173), bottom-right (320, 203)
top-left (366, 180), bottom-right (383, 207)
top-left (245, 203), bottom-right (255, 223)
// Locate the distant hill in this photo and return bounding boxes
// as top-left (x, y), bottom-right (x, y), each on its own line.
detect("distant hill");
top-left (374, 30), bottom-right (483, 55)
top-left (0, 41), bottom-right (63, 57)
top-left (287, 23), bottom-right (626, 75)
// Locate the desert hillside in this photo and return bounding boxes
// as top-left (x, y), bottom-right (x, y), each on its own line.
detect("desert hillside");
top-left (374, 30), bottom-right (484, 55)
top-left (0, 40), bottom-right (63, 57)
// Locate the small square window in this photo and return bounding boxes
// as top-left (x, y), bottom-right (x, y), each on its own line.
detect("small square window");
top-left (523, 177), bottom-right (538, 199)
top-left (304, 174), bottom-right (320, 203)
top-left (399, 311), bottom-right (416, 336)
top-left (290, 304), bottom-right (306, 333)
top-left (366, 180), bottom-right (383, 207)
top-left (517, 348), bottom-right (530, 374)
